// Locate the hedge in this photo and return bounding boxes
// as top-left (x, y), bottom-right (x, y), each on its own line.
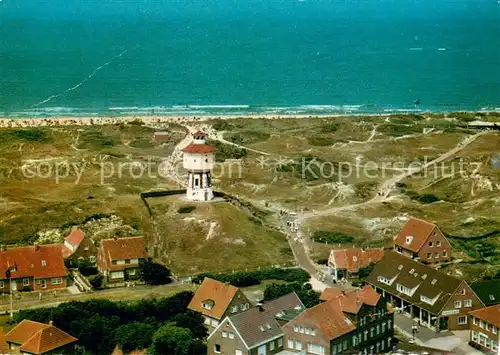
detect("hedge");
top-left (192, 268), bottom-right (310, 287)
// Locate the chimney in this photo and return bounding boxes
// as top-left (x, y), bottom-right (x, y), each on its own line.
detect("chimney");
top-left (257, 303), bottom-right (264, 312)
top-left (49, 320), bottom-right (53, 326)
top-left (34, 243), bottom-right (40, 252)
top-left (0, 245), bottom-right (4, 252)
top-left (113, 236), bottom-right (118, 241)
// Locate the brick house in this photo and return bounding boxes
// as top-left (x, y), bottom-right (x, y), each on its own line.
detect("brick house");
top-left (328, 247), bottom-right (384, 282)
top-left (366, 251), bottom-right (485, 331)
top-left (188, 277), bottom-right (252, 334)
top-left (393, 218), bottom-right (452, 264)
top-left (4, 319), bottom-right (78, 354)
top-left (0, 244), bottom-right (68, 293)
top-left (207, 293), bottom-right (304, 355)
top-left (62, 228), bottom-right (97, 266)
top-left (469, 304), bottom-right (499, 353)
top-left (97, 236), bottom-right (150, 285)
top-left (283, 285), bottom-right (394, 355)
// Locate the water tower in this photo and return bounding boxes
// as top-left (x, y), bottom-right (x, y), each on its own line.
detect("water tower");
top-left (182, 131), bottom-right (215, 201)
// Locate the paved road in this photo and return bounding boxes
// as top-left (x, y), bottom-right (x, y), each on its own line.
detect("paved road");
top-left (0, 283), bottom-right (193, 314)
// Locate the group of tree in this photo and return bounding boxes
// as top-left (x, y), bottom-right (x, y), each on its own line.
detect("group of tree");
top-left (139, 260), bottom-right (172, 286)
top-left (192, 267), bottom-right (310, 288)
top-left (12, 291), bottom-right (206, 355)
top-left (263, 282), bottom-right (321, 308)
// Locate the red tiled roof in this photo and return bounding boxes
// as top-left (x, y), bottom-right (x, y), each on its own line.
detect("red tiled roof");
top-left (329, 247), bottom-right (384, 273)
top-left (320, 285), bottom-right (381, 314)
top-left (19, 324), bottom-right (77, 354)
top-left (112, 345), bottom-right (147, 355)
top-left (193, 131), bottom-right (207, 137)
top-left (393, 218), bottom-right (437, 252)
top-left (99, 237), bottom-right (150, 272)
top-left (64, 229), bottom-right (85, 247)
top-left (182, 143), bottom-right (215, 154)
top-left (0, 328), bottom-right (10, 354)
top-left (0, 244), bottom-right (68, 280)
top-left (292, 298), bottom-right (356, 340)
top-left (469, 304), bottom-right (500, 328)
top-left (188, 277), bottom-right (239, 320)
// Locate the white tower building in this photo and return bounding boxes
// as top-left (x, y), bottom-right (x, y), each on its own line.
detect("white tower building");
top-left (182, 131), bottom-right (215, 201)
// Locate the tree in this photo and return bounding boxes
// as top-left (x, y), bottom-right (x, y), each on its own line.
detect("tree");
top-left (114, 322), bottom-right (155, 353)
top-left (263, 282), bottom-right (320, 308)
top-left (172, 310), bottom-right (208, 339)
top-left (88, 274), bottom-right (103, 290)
top-left (155, 291), bottom-right (194, 322)
top-left (71, 314), bottom-right (120, 355)
top-left (139, 260), bottom-right (172, 285)
top-left (149, 324), bottom-right (194, 355)
top-left (358, 262), bottom-right (376, 282)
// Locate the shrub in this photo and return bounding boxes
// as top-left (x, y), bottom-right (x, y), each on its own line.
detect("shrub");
top-left (177, 206), bottom-right (196, 214)
top-left (88, 275), bottom-right (103, 290)
top-left (140, 261), bottom-right (172, 285)
top-left (9, 129), bottom-right (52, 143)
top-left (191, 268), bottom-right (310, 287)
top-left (211, 120), bottom-right (235, 131)
top-left (417, 194), bottom-right (440, 204)
top-left (307, 135), bottom-right (336, 146)
top-left (312, 231), bottom-right (355, 244)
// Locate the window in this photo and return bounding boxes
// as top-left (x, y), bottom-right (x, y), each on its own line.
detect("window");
top-left (23, 278), bottom-right (29, 286)
top-left (307, 344), bottom-right (325, 355)
top-left (455, 300), bottom-right (462, 308)
top-left (288, 340), bottom-right (294, 349)
top-left (396, 247), bottom-right (403, 254)
top-left (431, 279), bottom-right (437, 285)
top-left (112, 260), bottom-right (117, 265)
top-left (382, 322), bottom-right (386, 333)
top-left (229, 332), bottom-right (234, 339)
top-left (295, 341), bottom-right (302, 351)
top-left (370, 327), bottom-right (374, 337)
top-left (376, 342), bottom-right (380, 353)
top-left (464, 299), bottom-right (472, 307)
top-left (311, 328), bottom-right (316, 336)
top-left (352, 335), bottom-right (358, 346)
top-left (214, 344), bottom-right (221, 353)
top-left (427, 253), bottom-right (432, 258)
top-left (231, 306), bottom-right (238, 313)
top-left (472, 331), bottom-right (478, 342)
top-left (480, 320), bottom-right (485, 328)
top-left (396, 283), bottom-right (412, 296)
top-left (89, 255), bottom-right (96, 262)
top-left (128, 268), bottom-right (136, 276)
top-left (125, 259), bottom-right (130, 264)
top-left (360, 316), bottom-right (365, 326)
top-left (388, 320), bottom-right (392, 329)
top-left (387, 337), bottom-right (392, 349)
top-left (110, 271), bottom-right (124, 279)
top-left (41, 260), bottom-right (46, 266)
top-left (493, 326), bottom-right (498, 335)
top-left (278, 338), bottom-right (283, 347)
top-left (51, 278), bottom-right (62, 285)
top-left (84, 245), bottom-right (89, 251)
top-left (202, 302), bottom-right (213, 310)
top-left (486, 323), bottom-right (490, 331)
top-left (443, 250), bottom-right (447, 257)
top-left (211, 319), bottom-right (219, 327)
top-left (0, 281), bottom-right (3, 288)
top-left (293, 325), bottom-right (299, 332)
top-left (364, 330), bottom-right (368, 341)
top-left (376, 325), bottom-right (380, 335)
top-left (397, 264), bottom-right (403, 271)
top-left (473, 317), bottom-right (478, 325)
top-left (489, 294), bottom-right (495, 301)
top-left (409, 268), bottom-right (415, 274)
top-left (236, 350), bottom-right (243, 355)
top-left (222, 331), bottom-right (227, 338)
top-left (436, 241), bottom-right (441, 246)
top-left (305, 328), bottom-right (310, 335)
top-left (299, 325), bottom-right (304, 333)
top-left (458, 316), bottom-right (467, 325)
top-left (461, 288), bottom-right (466, 295)
top-left (493, 340), bottom-right (498, 352)
top-left (429, 241), bottom-right (433, 247)
top-left (422, 274), bottom-right (427, 280)
top-left (435, 252), bottom-right (439, 258)
top-left (204, 317), bottom-right (210, 325)
top-left (406, 236), bottom-right (413, 244)
top-left (270, 341), bottom-right (275, 351)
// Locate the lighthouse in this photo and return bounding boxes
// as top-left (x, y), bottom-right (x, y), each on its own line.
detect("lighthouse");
top-left (182, 131), bottom-right (215, 201)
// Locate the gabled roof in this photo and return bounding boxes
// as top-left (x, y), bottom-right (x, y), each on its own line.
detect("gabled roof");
top-left (320, 285), bottom-right (381, 314)
top-left (228, 293), bottom-right (304, 349)
top-left (291, 298), bottom-right (356, 340)
top-left (471, 279), bottom-right (500, 307)
top-left (100, 237), bottom-right (149, 271)
top-left (5, 320), bottom-right (77, 354)
top-left (0, 244), bottom-right (67, 280)
top-left (469, 304), bottom-right (500, 328)
top-left (329, 247), bottom-right (384, 273)
top-left (182, 143), bottom-right (215, 154)
top-left (393, 218), bottom-right (438, 252)
top-left (188, 278), bottom-right (240, 320)
top-left (366, 251), bottom-right (462, 315)
top-left (0, 328), bottom-right (10, 354)
top-left (64, 228), bottom-right (85, 247)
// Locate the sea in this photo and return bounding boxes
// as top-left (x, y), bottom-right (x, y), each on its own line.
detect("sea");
top-left (1, 0), bottom-right (499, 117)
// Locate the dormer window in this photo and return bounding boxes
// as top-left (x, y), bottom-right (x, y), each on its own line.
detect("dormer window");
top-left (397, 264), bottom-right (403, 271)
top-left (436, 241), bottom-right (441, 247)
top-left (429, 241), bottom-right (433, 247)
top-left (41, 260), bottom-right (46, 266)
top-left (431, 279), bottom-right (437, 285)
top-left (202, 300), bottom-right (214, 310)
top-left (405, 236), bottom-right (413, 244)
top-left (353, 256), bottom-right (358, 262)
top-left (409, 268), bottom-right (415, 274)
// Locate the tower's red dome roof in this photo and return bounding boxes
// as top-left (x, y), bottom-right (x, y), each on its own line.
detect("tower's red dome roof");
top-left (182, 143), bottom-right (215, 154)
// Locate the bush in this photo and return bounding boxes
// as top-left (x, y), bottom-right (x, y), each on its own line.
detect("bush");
top-left (177, 206), bottom-right (196, 214)
top-left (8, 129), bottom-right (52, 143)
top-left (417, 194), bottom-right (440, 204)
top-left (191, 268), bottom-right (310, 287)
top-left (78, 259), bottom-right (98, 276)
top-left (312, 231), bottom-right (355, 244)
top-left (208, 140), bottom-right (247, 162)
top-left (211, 120), bottom-right (234, 131)
top-left (140, 261), bottom-right (172, 285)
top-left (307, 135), bottom-right (336, 146)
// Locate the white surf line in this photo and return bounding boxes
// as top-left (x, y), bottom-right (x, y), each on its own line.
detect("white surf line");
top-left (30, 50), bottom-right (128, 108)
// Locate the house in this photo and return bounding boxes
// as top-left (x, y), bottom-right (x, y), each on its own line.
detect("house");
top-left (328, 247), bottom-right (384, 282)
top-left (188, 277), bottom-right (252, 333)
top-left (97, 236), bottom-right (150, 285)
top-left (207, 293), bottom-right (304, 355)
top-left (4, 320), bottom-right (77, 354)
top-left (469, 304), bottom-right (499, 353)
top-left (471, 279), bottom-right (500, 306)
top-left (0, 244), bottom-right (68, 293)
top-left (283, 285), bottom-right (394, 355)
top-left (62, 228), bottom-right (97, 266)
top-left (366, 251), bottom-right (485, 331)
top-left (152, 131), bottom-right (169, 141)
top-left (393, 218), bottom-right (452, 264)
